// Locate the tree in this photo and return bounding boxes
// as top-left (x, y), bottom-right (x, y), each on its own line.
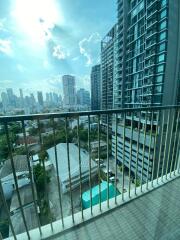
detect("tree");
top-left (33, 164), bottom-right (50, 193)
top-left (38, 150), bottom-right (49, 162)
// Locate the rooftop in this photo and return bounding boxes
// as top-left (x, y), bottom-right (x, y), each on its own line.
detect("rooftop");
top-left (0, 155), bottom-right (28, 179)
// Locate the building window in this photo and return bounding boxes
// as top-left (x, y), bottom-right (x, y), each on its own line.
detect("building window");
top-left (155, 85), bottom-right (162, 93)
top-left (156, 75), bottom-right (163, 83)
top-left (160, 20), bottom-right (167, 30)
top-left (160, 9), bottom-right (167, 19)
top-left (159, 31), bottom-right (166, 41)
top-left (159, 42), bottom-right (166, 52)
top-left (157, 54), bottom-right (165, 63)
top-left (161, 0), bottom-right (167, 7)
top-left (157, 64), bottom-right (164, 73)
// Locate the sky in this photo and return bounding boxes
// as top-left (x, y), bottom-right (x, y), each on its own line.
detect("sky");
top-left (0, 0), bottom-right (116, 97)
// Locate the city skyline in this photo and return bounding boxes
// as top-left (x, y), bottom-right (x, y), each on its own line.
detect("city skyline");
top-left (0, 0), bottom-right (116, 94)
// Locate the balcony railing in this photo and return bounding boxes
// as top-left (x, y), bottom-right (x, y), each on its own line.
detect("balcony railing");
top-left (0, 105), bottom-right (179, 239)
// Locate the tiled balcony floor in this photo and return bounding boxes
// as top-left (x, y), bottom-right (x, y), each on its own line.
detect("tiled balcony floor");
top-left (52, 177), bottom-right (180, 240)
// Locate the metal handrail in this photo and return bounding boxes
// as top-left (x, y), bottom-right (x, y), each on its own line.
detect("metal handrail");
top-left (0, 105), bottom-right (179, 122)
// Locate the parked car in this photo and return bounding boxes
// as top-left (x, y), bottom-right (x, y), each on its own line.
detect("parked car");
top-left (109, 176), bottom-right (119, 182)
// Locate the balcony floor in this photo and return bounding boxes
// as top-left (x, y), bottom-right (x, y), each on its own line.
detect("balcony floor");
top-left (53, 177), bottom-right (180, 240)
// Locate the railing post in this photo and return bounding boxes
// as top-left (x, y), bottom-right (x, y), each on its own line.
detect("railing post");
top-left (0, 179), bottom-right (17, 240)
top-left (98, 114), bottom-right (102, 211)
top-left (37, 119), bottom-right (53, 231)
top-left (161, 109), bottom-right (170, 181)
top-left (4, 122), bottom-right (30, 239)
top-left (151, 111), bottom-right (159, 187)
top-left (140, 112), bottom-right (147, 192)
top-left (65, 117), bottom-right (75, 223)
top-left (157, 110), bottom-right (165, 184)
top-left (135, 111), bottom-right (141, 195)
top-left (77, 116), bottom-right (84, 220)
top-left (128, 112), bottom-right (134, 198)
top-left (88, 115), bottom-right (93, 215)
top-left (52, 118), bottom-right (64, 227)
top-left (115, 113), bottom-right (118, 204)
top-left (171, 110), bottom-right (180, 176)
top-left (165, 109), bottom-right (175, 179)
top-left (122, 112), bottom-right (126, 201)
top-left (146, 111), bottom-right (154, 190)
top-left (22, 120), bottom-right (42, 235)
top-left (106, 114), bottom-right (110, 208)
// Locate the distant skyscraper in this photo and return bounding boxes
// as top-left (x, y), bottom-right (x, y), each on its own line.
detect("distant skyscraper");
top-left (91, 64), bottom-right (101, 110)
top-left (37, 91), bottom-right (44, 107)
top-left (19, 89), bottom-right (24, 108)
top-left (77, 88), bottom-right (90, 106)
top-left (1, 92), bottom-right (8, 112)
top-left (6, 88), bottom-right (15, 107)
top-left (62, 75), bottom-right (76, 108)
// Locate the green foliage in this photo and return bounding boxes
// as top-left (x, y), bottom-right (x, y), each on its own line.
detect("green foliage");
top-left (9, 122), bottom-right (21, 134)
top-left (38, 149), bottom-right (49, 162)
top-left (33, 164), bottom-right (50, 193)
top-left (14, 146), bottom-right (27, 155)
top-left (0, 135), bottom-right (8, 159)
top-left (135, 179), bottom-right (141, 187)
top-left (28, 127), bottom-right (38, 136)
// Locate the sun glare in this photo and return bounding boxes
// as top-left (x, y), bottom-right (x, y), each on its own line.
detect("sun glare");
top-left (11, 0), bottom-right (63, 44)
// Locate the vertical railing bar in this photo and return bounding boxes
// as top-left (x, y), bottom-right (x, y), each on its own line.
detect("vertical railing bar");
top-left (88, 115), bottom-right (93, 215)
top-left (107, 114), bottom-right (110, 208)
top-left (135, 111), bottom-right (141, 195)
top-left (156, 110), bottom-right (165, 183)
top-left (65, 117), bottom-right (74, 223)
top-left (128, 112), bottom-right (134, 198)
top-left (146, 111), bottom-right (154, 190)
top-left (77, 116), bottom-right (84, 220)
top-left (174, 134), bottom-right (180, 174)
top-left (0, 230), bottom-right (3, 240)
top-left (52, 118), bottom-right (64, 227)
top-left (151, 111), bottom-right (159, 187)
top-left (171, 110), bottom-right (180, 176)
top-left (115, 113), bottom-right (118, 204)
top-left (37, 119), bottom-right (53, 231)
top-left (165, 109), bottom-right (175, 179)
top-left (122, 112), bottom-right (126, 201)
top-left (4, 123), bottom-right (30, 240)
top-left (22, 120), bottom-right (42, 235)
top-left (98, 115), bottom-right (102, 211)
top-left (140, 112), bottom-right (147, 192)
top-left (0, 179), bottom-right (17, 240)
top-left (161, 109), bottom-right (170, 181)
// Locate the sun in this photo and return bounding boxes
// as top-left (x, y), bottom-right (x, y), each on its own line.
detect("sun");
top-left (11, 0), bottom-right (63, 44)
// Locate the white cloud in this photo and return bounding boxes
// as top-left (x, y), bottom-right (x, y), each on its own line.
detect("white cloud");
top-left (79, 32), bottom-right (101, 66)
top-left (0, 18), bottom-right (7, 32)
top-left (0, 39), bottom-right (13, 56)
top-left (52, 45), bottom-right (67, 60)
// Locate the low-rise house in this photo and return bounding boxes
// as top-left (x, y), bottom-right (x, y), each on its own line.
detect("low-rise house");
top-left (0, 155), bottom-right (30, 200)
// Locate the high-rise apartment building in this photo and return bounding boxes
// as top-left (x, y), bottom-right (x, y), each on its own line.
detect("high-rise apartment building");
top-left (91, 64), bottom-right (101, 110)
top-left (101, 24), bottom-right (117, 113)
top-left (62, 75), bottom-right (76, 108)
top-left (112, 0), bottom-right (180, 182)
top-left (77, 88), bottom-right (90, 106)
top-left (37, 91), bottom-right (44, 107)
